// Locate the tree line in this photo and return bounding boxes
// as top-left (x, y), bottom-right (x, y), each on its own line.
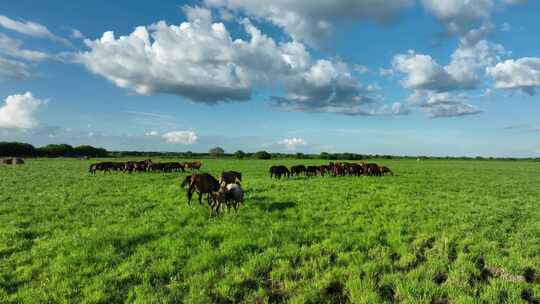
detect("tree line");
top-left (0, 142), bottom-right (108, 158)
top-left (1, 142), bottom-right (538, 161)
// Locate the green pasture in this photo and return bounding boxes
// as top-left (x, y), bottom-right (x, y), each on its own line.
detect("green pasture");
top-left (1, 158), bottom-right (539, 303)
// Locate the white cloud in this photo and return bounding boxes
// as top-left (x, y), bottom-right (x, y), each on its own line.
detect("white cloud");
top-left (408, 90), bottom-right (481, 118)
top-left (0, 33), bottom-right (49, 61)
top-left (487, 57), bottom-right (540, 95)
top-left (393, 40), bottom-right (507, 92)
top-left (271, 59), bottom-right (407, 116)
top-left (0, 57), bottom-right (30, 80)
top-left (162, 130), bottom-right (198, 144)
top-left (70, 29), bottom-right (85, 39)
top-left (354, 64), bottom-right (369, 74)
top-left (278, 137), bottom-right (307, 150)
top-left (393, 51), bottom-right (458, 92)
top-left (0, 92), bottom-right (46, 129)
top-left (0, 15), bottom-right (68, 44)
top-left (145, 131), bottom-right (159, 136)
top-left (379, 68), bottom-right (394, 77)
top-left (78, 7), bottom-right (403, 117)
top-left (421, 0), bottom-right (525, 44)
top-left (77, 8), bottom-right (311, 103)
top-left (204, 0), bottom-right (413, 46)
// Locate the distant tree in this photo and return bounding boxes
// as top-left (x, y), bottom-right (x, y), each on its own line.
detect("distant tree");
top-left (0, 142), bottom-right (36, 157)
top-left (184, 151), bottom-right (193, 158)
top-left (209, 147), bottom-right (225, 158)
top-left (234, 150), bottom-right (246, 159)
top-left (295, 152), bottom-right (306, 159)
top-left (320, 152), bottom-right (329, 159)
top-left (37, 144), bottom-right (75, 157)
top-left (74, 145), bottom-right (108, 157)
top-left (254, 150), bottom-right (271, 160)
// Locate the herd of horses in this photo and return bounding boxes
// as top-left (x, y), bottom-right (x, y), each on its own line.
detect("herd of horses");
top-left (89, 160), bottom-right (202, 174)
top-left (1, 158), bottom-right (24, 165)
top-left (85, 159), bottom-right (394, 215)
top-left (269, 162), bottom-right (393, 179)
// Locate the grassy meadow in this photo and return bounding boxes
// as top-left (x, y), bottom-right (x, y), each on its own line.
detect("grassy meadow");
top-left (1, 158), bottom-right (539, 303)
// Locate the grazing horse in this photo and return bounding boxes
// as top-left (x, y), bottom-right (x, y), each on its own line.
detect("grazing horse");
top-left (89, 162), bottom-right (115, 174)
top-left (363, 163), bottom-right (382, 176)
top-left (184, 161), bottom-right (202, 171)
top-left (220, 171), bottom-right (242, 186)
top-left (269, 165), bottom-right (290, 179)
top-left (290, 165), bottom-right (307, 177)
top-left (182, 173), bottom-right (220, 205)
top-left (380, 166), bottom-right (394, 176)
top-left (2, 158), bottom-right (13, 165)
top-left (306, 166), bottom-right (318, 177)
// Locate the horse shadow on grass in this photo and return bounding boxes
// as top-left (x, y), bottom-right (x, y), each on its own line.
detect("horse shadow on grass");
top-left (250, 195), bottom-right (297, 212)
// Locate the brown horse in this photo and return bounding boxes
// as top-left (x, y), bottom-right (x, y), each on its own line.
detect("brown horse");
top-left (184, 161), bottom-right (202, 171)
top-left (380, 166), bottom-right (394, 176)
top-left (269, 165), bottom-right (290, 179)
top-left (181, 173), bottom-right (220, 205)
top-left (2, 158), bottom-right (13, 164)
top-left (219, 171), bottom-right (242, 186)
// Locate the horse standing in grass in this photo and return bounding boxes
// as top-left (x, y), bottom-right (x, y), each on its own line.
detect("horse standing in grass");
top-left (269, 165), bottom-right (290, 179)
top-left (181, 173), bottom-right (220, 205)
top-left (380, 166), bottom-right (394, 176)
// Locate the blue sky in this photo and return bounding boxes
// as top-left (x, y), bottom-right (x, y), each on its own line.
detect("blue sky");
top-left (0, 0), bottom-right (539, 156)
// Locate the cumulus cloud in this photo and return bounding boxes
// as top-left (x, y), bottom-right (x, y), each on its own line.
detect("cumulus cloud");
top-left (162, 130), bottom-right (198, 144)
top-left (0, 92), bottom-right (46, 129)
top-left (204, 0), bottom-right (413, 46)
top-left (486, 57), bottom-right (540, 95)
top-left (0, 33), bottom-right (49, 61)
top-left (77, 7), bottom-right (404, 117)
top-left (408, 90), bottom-right (481, 118)
top-left (271, 59), bottom-right (407, 116)
top-left (393, 40), bottom-right (504, 119)
top-left (278, 137), bottom-right (307, 150)
top-left (77, 8), bottom-right (313, 104)
top-left (393, 40), bottom-right (507, 92)
top-left (0, 15), bottom-right (68, 44)
top-left (0, 57), bottom-right (30, 80)
top-left (70, 29), bottom-right (85, 39)
top-left (421, 0), bottom-right (524, 40)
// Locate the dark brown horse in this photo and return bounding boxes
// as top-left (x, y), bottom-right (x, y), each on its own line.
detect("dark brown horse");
top-left (269, 165), bottom-right (290, 179)
top-left (219, 171), bottom-right (242, 186)
top-left (290, 165), bottom-right (307, 176)
top-left (181, 173), bottom-right (220, 205)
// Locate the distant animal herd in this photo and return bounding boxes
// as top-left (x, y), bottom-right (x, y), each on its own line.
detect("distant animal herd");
top-left (86, 159), bottom-right (393, 215)
top-left (3, 158), bottom-right (392, 215)
top-left (1, 158), bottom-right (24, 165)
top-left (88, 159), bottom-right (201, 174)
top-left (270, 162), bottom-right (393, 179)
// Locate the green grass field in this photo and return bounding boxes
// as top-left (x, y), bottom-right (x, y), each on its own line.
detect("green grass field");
top-left (1, 158), bottom-right (539, 303)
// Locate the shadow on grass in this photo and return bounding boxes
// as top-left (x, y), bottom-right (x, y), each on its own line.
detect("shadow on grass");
top-left (254, 201), bottom-right (297, 212)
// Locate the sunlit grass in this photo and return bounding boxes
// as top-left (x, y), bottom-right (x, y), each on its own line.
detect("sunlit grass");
top-left (1, 158), bottom-right (539, 303)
